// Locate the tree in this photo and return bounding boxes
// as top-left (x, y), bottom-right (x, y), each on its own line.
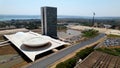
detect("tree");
top-left (82, 29), bottom-right (99, 38)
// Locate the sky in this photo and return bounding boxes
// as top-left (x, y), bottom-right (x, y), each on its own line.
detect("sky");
top-left (0, 0), bottom-right (120, 17)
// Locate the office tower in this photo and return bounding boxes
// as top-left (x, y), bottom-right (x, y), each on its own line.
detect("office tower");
top-left (41, 6), bottom-right (57, 38)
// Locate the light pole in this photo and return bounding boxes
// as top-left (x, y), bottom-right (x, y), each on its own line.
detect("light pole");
top-left (92, 12), bottom-right (95, 26)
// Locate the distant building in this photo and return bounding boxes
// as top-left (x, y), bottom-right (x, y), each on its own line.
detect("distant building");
top-left (104, 24), bottom-right (112, 28)
top-left (41, 6), bottom-right (57, 38)
top-left (4, 31), bottom-right (67, 61)
top-left (93, 23), bottom-right (98, 27)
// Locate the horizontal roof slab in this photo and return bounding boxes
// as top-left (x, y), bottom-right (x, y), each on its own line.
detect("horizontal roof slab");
top-left (4, 31), bottom-right (67, 61)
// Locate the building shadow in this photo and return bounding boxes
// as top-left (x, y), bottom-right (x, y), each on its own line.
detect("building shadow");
top-left (10, 43), bottom-right (32, 62)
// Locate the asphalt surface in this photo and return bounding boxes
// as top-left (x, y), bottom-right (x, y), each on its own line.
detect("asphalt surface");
top-left (27, 34), bottom-right (105, 68)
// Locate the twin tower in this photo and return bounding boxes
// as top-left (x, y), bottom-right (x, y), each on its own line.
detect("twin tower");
top-left (41, 7), bottom-right (57, 39)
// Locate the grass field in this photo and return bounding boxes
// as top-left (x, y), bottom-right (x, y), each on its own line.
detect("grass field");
top-left (96, 48), bottom-right (120, 56)
top-left (107, 34), bottom-right (120, 38)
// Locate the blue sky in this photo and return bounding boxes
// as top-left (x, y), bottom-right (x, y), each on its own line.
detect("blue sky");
top-left (0, 0), bottom-right (120, 17)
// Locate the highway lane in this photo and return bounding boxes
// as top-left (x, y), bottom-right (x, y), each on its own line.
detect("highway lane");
top-left (27, 34), bottom-right (105, 68)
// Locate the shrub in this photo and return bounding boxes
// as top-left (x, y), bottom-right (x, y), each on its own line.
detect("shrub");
top-left (56, 57), bottom-right (77, 68)
top-left (96, 48), bottom-right (120, 56)
top-left (107, 34), bottom-right (120, 38)
top-left (82, 29), bottom-right (99, 38)
top-left (56, 62), bottom-right (67, 68)
top-left (56, 46), bottom-right (95, 68)
top-left (76, 46), bottom-right (94, 59)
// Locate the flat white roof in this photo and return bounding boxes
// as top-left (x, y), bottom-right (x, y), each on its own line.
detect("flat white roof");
top-left (0, 28), bottom-right (28, 35)
top-left (4, 31), bottom-right (67, 61)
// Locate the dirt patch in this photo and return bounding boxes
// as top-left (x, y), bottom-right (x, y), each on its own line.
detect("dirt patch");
top-left (31, 29), bottom-right (41, 34)
top-left (0, 36), bottom-right (4, 40)
top-left (12, 61), bottom-right (28, 68)
top-left (0, 45), bottom-right (17, 55)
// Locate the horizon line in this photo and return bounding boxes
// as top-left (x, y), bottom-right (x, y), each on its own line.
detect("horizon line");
top-left (0, 14), bottom-right (120, 18)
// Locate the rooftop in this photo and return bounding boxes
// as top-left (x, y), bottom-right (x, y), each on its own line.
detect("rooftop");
top-left (4, 31), bottom-right (67, 61)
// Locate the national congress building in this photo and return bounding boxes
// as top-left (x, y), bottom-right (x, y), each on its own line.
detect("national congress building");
top-left (41, 6), bottom-right (57, 39)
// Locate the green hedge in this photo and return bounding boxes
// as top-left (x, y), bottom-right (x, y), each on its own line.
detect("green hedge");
top-left (82, 29), bottom-right (99, 38)
top-left (56, 46), bottom-right (95, 68)
top-left (56, 57), bottom-right (77, 68)
top-left (76, 46), bottom-right (94, 59)
top-left (107, 34), bottom-right (120, 38)
top-left (96, 48), bottom-right (120, 56)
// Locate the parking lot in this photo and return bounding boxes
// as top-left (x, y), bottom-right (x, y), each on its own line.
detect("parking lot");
top-left (95, 38), bottom-right (120, 48)
top-left (104, 38), bottom-right (120, 47)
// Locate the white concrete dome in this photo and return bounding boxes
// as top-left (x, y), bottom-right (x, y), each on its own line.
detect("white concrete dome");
top-left (22, 37), bottom-right (50, 47)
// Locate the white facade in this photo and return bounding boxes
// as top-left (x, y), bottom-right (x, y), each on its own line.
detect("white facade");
top-left (4, 31), bottom-right (67, 61)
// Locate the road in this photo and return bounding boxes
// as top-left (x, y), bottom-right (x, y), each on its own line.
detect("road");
top-left (27, 34), bottom-right (105, 68)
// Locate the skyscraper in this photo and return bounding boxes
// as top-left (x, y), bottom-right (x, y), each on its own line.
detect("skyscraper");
top-left (41, 6), bottom-right (57, 38)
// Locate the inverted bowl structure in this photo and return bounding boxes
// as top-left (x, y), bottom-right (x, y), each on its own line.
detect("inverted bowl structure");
top-left (22, 37), bottom-right (50, 47)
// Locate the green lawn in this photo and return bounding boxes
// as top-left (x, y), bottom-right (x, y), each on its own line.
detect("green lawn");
top-left (82, 29), bottom-right (99, 38)
top-left (56, 46), bottom-right (120, 68)
top-left (107, 34), bottom-right (120, 38)
top-left (56, 46), bottom-right (95, 68)
top-left (96, 48), bottom-right (120, 56)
